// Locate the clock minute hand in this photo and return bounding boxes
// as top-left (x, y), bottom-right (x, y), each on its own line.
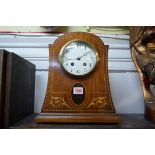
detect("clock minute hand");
top-left (66, 52), bottom-right (90, 61)
top-left (66, 57), bottom-right (79, 61)
top-left (79, 52), bottom-right (90, 59)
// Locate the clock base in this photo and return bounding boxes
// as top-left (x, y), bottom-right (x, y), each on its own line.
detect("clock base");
top-left (35, 113), bottom-right (120, 124)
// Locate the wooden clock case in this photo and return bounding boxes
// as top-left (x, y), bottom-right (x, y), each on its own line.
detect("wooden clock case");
top-left (36, 32), bottom-right (120, 123)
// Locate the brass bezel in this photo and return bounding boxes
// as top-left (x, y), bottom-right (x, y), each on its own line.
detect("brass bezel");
top-left (58, 39), bottom-right (100, 78)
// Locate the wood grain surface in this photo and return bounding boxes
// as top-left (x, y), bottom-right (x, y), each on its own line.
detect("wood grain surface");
top-left (36, 32), bottom-right (119, 123)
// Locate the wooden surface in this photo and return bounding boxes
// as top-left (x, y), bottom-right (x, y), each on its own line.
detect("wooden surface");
top-left (36, 113), bottom-right (120, 124)
top-left (42, 32), bottom-right (115, 113)
top-left (10, 114), bottom-right (155, 129)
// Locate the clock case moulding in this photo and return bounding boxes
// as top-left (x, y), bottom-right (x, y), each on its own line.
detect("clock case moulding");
top-left (36, 32), bottom-right (120, 124)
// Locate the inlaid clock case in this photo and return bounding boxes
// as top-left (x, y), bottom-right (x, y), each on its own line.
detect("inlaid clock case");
top-left (36, 32), bottom-right (120, 123)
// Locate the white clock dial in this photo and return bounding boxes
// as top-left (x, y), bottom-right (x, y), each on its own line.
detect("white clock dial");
top-left (59, 41), bottom-right (99, 76)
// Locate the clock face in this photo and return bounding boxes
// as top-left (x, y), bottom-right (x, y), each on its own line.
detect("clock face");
top-left (59, 41), bottom-right (99, 76)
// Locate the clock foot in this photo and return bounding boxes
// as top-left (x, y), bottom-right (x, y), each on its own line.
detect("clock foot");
top-left (35, 113), bottom-right (120, 124)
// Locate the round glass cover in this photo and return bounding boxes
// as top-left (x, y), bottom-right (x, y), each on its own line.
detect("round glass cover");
top-left (59, 41), bottom-right (98, 76)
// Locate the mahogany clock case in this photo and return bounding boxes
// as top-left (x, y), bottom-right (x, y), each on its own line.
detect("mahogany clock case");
top-left (36, 32), bottom-right (120, 124)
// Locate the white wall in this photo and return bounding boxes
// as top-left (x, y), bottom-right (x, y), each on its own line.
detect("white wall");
top-left (0, 33), bottom-right (144, 114)
top-left (0, 26), bottom-right (129, 34)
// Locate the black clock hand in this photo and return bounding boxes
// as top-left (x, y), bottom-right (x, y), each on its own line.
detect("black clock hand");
top-left (65, 57), bottom-right (79, 61)
top-left (65, 52), bottom-right (90, 61)
top-left (79, 52), bottom-right (90, 59)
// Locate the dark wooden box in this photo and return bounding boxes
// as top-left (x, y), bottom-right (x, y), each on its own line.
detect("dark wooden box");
top-left (0, 49), bottom-right (36, 128)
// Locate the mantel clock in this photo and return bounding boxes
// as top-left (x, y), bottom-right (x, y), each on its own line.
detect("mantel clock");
top-left (36, 32), bottom-right (120, 123)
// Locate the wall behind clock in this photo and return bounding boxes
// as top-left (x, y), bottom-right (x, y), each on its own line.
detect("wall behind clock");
top-left (0, 26), bottom-right (129, 34)
top-left (0, 29), bottom-right (144, 114)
